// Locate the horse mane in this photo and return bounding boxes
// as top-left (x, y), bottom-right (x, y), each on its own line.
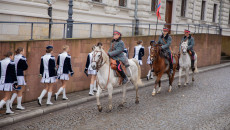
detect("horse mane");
top-left (94, 46), bottom-right (109, 63)
top-left (154, 44), bottom-right (167, 58)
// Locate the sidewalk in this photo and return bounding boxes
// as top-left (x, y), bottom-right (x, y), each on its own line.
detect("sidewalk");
top-left (0, 62), bottom-right (230, 127)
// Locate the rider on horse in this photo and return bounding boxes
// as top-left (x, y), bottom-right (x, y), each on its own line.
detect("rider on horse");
top-left (178, 29), bottom-right (195, 71)
top-left (157, 27), bottom-right (173, 74)
top-left (108, 31), bottom-right (129, 84)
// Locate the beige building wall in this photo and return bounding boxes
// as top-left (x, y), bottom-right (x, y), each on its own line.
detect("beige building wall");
top-left (0, 0), bottom-right (230, 41)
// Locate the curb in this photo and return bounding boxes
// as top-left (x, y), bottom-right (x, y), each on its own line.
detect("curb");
top-left (1, 63), bottom-right (230, 127)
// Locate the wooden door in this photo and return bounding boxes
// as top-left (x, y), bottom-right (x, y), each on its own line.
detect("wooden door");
top-left (165, 0), bottom-right (173, 34)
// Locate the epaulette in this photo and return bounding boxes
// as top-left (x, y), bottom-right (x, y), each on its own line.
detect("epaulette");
top-left (21, 56), bottom-right (27, 60)
top-left (50, 56), bottom-right (55, 60)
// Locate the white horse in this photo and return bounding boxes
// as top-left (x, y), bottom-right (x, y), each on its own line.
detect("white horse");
top-left (178, 41), bottom-right (198, 87)
top-left (91, 46), bottom-right (142, 112)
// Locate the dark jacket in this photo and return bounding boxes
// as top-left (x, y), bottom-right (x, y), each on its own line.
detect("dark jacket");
top-left (0, 58), bottom-right (17, 84)
top-left (57, 52), bottom-right (74, 75)
top-left (108, 37), bottom-right (128, 64)
top-left (40, 54), bottom-right (56, 77)
top-left (157, 33), bottom-right (172, 52)
top-left (180, 35), bottom-right (195, 51)
top-left (14, 54), bottom-right (28, 76)
top-left (133, 45), bottom-right (145, 60)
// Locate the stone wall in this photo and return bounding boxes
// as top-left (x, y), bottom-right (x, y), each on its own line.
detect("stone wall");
top-left (222, 36), bottom-right (230, 56)
top-left (0, 34), bottom-right (222, 102)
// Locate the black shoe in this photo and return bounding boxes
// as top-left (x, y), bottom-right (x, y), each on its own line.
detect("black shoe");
top-left (37, 99), bottom-right (41, 106)
top-left (192, 67), bottom-right (195, 72)
top-left (122, 77), bottom-right (128, 85)
top-left (176, 65), bottom-right (180, 70)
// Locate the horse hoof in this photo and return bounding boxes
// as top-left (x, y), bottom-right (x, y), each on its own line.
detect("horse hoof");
top-left (135, 100), bottom-right (139, 104)
top-left (109, 105), bottom-right (113, 111)
top-left (157, 91), bottom-right (161, 94)
top-left (178, 85), bottom-right (181, 88)
top-left (168, 89), bottom-right (172, 92)
top-left (192, 78), bottom-right (195, 81)
top-left (118, 104), bottom-right (124, 108)
top-left (97, 105), bottom-right (102, 112)
top-left (152, 93), bottom-right (156, 96)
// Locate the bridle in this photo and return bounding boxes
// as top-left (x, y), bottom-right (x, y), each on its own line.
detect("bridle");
top-left (92, 49), bottom-right (110, 90)
top-left (91, 50), bottom-right (104, 71)
top-left (150, 46), bottom-right (159, 61)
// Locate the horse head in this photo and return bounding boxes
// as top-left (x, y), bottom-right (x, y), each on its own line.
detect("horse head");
top-left (181, 41), bottom-right (188, 55)
top-left (91, 45), bottom-right (105, 70)
top-left (150, 44), bottom-right (161, 61)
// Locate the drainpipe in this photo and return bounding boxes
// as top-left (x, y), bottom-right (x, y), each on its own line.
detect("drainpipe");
top-left (219, 0), bottom-right (222, 35)
top-left (192, 0), bottom-right (195, 20)
top-left (134, 0), bottom-right (139, 35)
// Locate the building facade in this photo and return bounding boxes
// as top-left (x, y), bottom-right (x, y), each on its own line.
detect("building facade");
top-left (0, 0), bottom-right (229, 40)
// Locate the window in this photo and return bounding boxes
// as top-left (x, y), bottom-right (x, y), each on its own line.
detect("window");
top-left (229, 9), bottom-right (230, 24)
top-left (212, 4), bottom-right (217, 22)
top-left (119, 0), bottom-right (127, 7)
top-left (201, 1), bottom-right (206, 20)
top-left (92, 0), bottom-right (101, 2)
top-left (181, 0), bottom-right (187, 17)
top-left (151, 0), bottom-right (158, 12)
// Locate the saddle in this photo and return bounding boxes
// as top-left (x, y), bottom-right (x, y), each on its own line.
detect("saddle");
top-left (110, 58), bottom-right (127, 85)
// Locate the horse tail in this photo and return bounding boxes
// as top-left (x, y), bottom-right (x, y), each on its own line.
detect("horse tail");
top-left (132, 58), bottom-right (143, 86)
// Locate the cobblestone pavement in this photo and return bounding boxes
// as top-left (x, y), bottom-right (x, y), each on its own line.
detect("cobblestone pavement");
top-left (2, 67), bottom-right (230, 130)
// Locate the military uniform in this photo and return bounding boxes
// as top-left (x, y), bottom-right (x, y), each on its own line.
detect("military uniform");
top-left (157, 32), bottom-right (173, 74)
top-left (179, 33), bottom-right (195, 70)
top-left (108, 31), bottom-right (128, 84)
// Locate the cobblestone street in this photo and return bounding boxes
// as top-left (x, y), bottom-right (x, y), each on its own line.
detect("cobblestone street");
top-left (2, 67), bottom-right (230, 130)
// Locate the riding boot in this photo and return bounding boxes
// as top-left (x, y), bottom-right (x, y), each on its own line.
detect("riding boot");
top-left (168, 52), bottom-right (173, 74)
top-left (118, 70), bottom-right (128, 84)
top-left (170, 62), bottom-right (173, 74)
top-left (191, 59), bottom-right (195, 71)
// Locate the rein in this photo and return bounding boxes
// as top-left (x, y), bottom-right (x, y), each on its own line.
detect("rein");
top-left (92, 50), bottom-right (110, 90)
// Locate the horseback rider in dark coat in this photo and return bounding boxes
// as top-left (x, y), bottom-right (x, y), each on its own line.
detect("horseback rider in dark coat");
top-left (108, 31), bottom-right (129, 84)
top-left (157, 27), bottom-right (173, 74)
top-left (178, 29), bottom-right (195, 71)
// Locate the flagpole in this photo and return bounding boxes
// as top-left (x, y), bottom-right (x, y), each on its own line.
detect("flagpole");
top-left (154, 12), bottom-right (159, 41)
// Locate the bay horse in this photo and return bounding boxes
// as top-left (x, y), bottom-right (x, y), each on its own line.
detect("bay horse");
top-left (178, 41), bottom-right (198, 87)
top-left (150, 44), bottom-right (179, 96)
top-left (91, 46), bottom-right (142, 112)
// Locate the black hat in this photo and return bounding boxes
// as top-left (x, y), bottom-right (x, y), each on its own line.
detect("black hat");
top-left (46, 45), bottom-right (53, 49)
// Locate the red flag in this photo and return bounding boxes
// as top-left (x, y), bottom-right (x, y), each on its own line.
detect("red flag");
top-left (156, 0), bottom-right (161, 20)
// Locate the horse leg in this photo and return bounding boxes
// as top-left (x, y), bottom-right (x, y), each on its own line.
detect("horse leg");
top-left (108, 85), bottom-right (113, 111)
top-left (184, 67), bottom-right (189, 86)
top-left (157, 80), bottom-right (161, 94)
top-left (119, 84), bottom-right (127, 107)
top-left (96, 86), bottom-right (102, 112)
top-left (192, 71), bottom-right (195, 81)
top-left (167, 72), bottom-right (172, 92)
top-left (135, 82), bottom-right (139, 104)
top-left (178, 67), bottom-right (182, 87)
top-left (152, 73), bottom-right (163, 96)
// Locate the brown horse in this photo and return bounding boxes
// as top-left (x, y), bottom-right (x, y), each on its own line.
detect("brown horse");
top-left (150, 44), bottom-right (178, 96)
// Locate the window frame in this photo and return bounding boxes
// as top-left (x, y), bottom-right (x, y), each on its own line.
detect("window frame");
top-left (92, 0), bottom-right (102, 3)
top-left (181, 0), bottom-right (187, 17)
top-left (119, 0), bottom-right (127, 7)
top-left (212, 4), bottom-right (217, 23)
top-left (201, 0), bottom-right (206, 21)
top-left (151, 0), bottom-right (158, 12)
